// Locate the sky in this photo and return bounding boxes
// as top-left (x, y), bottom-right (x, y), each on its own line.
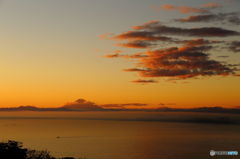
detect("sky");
top-left (0, 0), bottom-right (239, 108)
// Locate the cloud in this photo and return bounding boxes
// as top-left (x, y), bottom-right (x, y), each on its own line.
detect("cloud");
top-left (228, 14), bottom-right (240, 25)
top-left (131, 79), bottom-right (158, 83)
top-left (159, 103), bottom-right (176, 106)
top-left (120, 21), bottom-right (239, 37)
top-left (115, 32), bottom-right (174, 41)
top-left (217, 55), bottom-right (229, 58)
top-left (175, 12), bottom-right (240, 25)
top-left (132, 20), bottom-right (160, 30)
top-left (159, 3), bottom-right (221, 14)
top-left (176, 14), bottom-right (218, 23)
top-left (98, 33), bottom-right (114, 40)
top-left (62, 98), bottom-right (149, 110)
top-left (62, 98), bottom-right (103, 111)
top-left (105, 53), bottom-right (121, 58)
top-left (102, 103), bottom-right (148, 108)
top-left (160, 4), bottom-right (208, 14)
top-left (105, 52), bottom-right (148, 59)
top-left (227, 41), bottom-right (240, 52)
top-left (201, 2), bottom-right (222, 8)
top-left (103, 6), bottom-right (240, 83)
top-left (124, 68), bottom-right (145, 72)
top-left (106, 21), bottom-right (239, 80)
top-left (123, 53), bottom-right (148, 58)
top-left (183, 38), bottom-right (218, 46)
top-left (104, 50), bottom-right (123, 58)
top-left (117, 40), bottom-right (154, 49)
top-left (120, 40), bottom-right (236, 79)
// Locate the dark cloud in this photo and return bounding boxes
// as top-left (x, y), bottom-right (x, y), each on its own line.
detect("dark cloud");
top-left (132, 20), bottom-right (160, 30)
top-left (159, 103), bottom-right (165, 106)
top-left (117, 40), bottom-right (154, 49)
top-left (217, 55), bottom-right (229, 58)
top-left (102, 103), bottom-right (148, 108)
top-left (124, 68), bottom-right (145, 72)
top-left (115, 31), bottom-right (174, 42)
top-left (138, 24), bottom-right (239, 37)
top-left (105, 53), bottom-right (121, 58)
top-left (122, 41), bottom-right (235, 79)
top-left (106, 53), bottom-right (148, 59)
top-left (124, 53), bottom-right (148, 58)
top-left (159, 103), bottom-right (176, 106)
top-left (105, 50), bottom-right (123, 58)
top-left (228, 15), bottom-right (240, 25)
top-left (107, 33), bottom-right (238, 81)
top-left (175, 12), bottom-right (240, 25)
top-left (227, 41), bottom-right (240, 52)
top-left (176, 14), bottom-right (218, 22)
top-left (183, 38), bottom-right (221, 46)
top-left (127, 22), bottom-right (239, 37)
top-left (103, 8), bottom-right (240, 83)
top-left (131, 79), bottom-right (158, 83)
top-left (62, 98), bottom-right (149, 110)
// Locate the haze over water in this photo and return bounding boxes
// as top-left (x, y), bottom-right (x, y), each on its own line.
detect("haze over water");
top-left (1, 111), bottom-right (240, 159)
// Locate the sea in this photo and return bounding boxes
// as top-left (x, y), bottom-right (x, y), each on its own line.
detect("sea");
top-left (0, 111), bottom-right (240, 159)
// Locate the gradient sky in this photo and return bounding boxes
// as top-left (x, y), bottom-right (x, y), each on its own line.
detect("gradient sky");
top-left (0, 0), bottom-right (239, 108)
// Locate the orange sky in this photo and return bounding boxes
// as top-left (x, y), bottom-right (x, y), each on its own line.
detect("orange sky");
top-left (0, 0), bottom-right (239, 108)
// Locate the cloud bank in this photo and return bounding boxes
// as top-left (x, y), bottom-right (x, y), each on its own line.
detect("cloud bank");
top-left (103, 3), bottom-right (240, 83)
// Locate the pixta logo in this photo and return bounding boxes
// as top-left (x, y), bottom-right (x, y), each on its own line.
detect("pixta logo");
top-left (210, 150), bottom-right (238, 156)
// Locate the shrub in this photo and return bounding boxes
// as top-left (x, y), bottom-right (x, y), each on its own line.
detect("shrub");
top-left (0, 140), bottom-right (77, 159)
top-left (0, 140), bottom-right (27, 159)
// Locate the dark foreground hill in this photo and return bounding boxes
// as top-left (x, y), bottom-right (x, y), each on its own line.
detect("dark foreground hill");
top-left (0, 140), bottom-right (78, 159)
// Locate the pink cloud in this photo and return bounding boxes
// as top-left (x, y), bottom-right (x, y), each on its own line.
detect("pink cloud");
top-left (161, 4), bottom-right (208, 14)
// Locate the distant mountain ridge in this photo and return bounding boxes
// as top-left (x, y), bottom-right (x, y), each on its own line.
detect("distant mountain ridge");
top-left (0, 105), bottom-right (240, 114)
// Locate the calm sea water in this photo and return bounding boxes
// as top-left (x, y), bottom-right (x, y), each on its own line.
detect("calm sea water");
top-left (0, 111), bottom-right (240, 159)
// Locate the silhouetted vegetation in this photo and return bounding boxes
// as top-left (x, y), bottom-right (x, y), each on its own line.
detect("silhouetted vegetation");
top-left (0, 140), bottom-right (78, 159)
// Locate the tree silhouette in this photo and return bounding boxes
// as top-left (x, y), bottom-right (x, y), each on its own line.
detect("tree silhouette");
top-left (0, 140), bottom-right (27, 159)
top-left (0, 140), bottom-right (77, 159)
top-left (27, 150), bottom-right (55, 159)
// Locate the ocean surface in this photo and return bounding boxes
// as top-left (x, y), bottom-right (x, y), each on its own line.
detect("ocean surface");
top-left (0, 111), bottom-right (240, 159)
